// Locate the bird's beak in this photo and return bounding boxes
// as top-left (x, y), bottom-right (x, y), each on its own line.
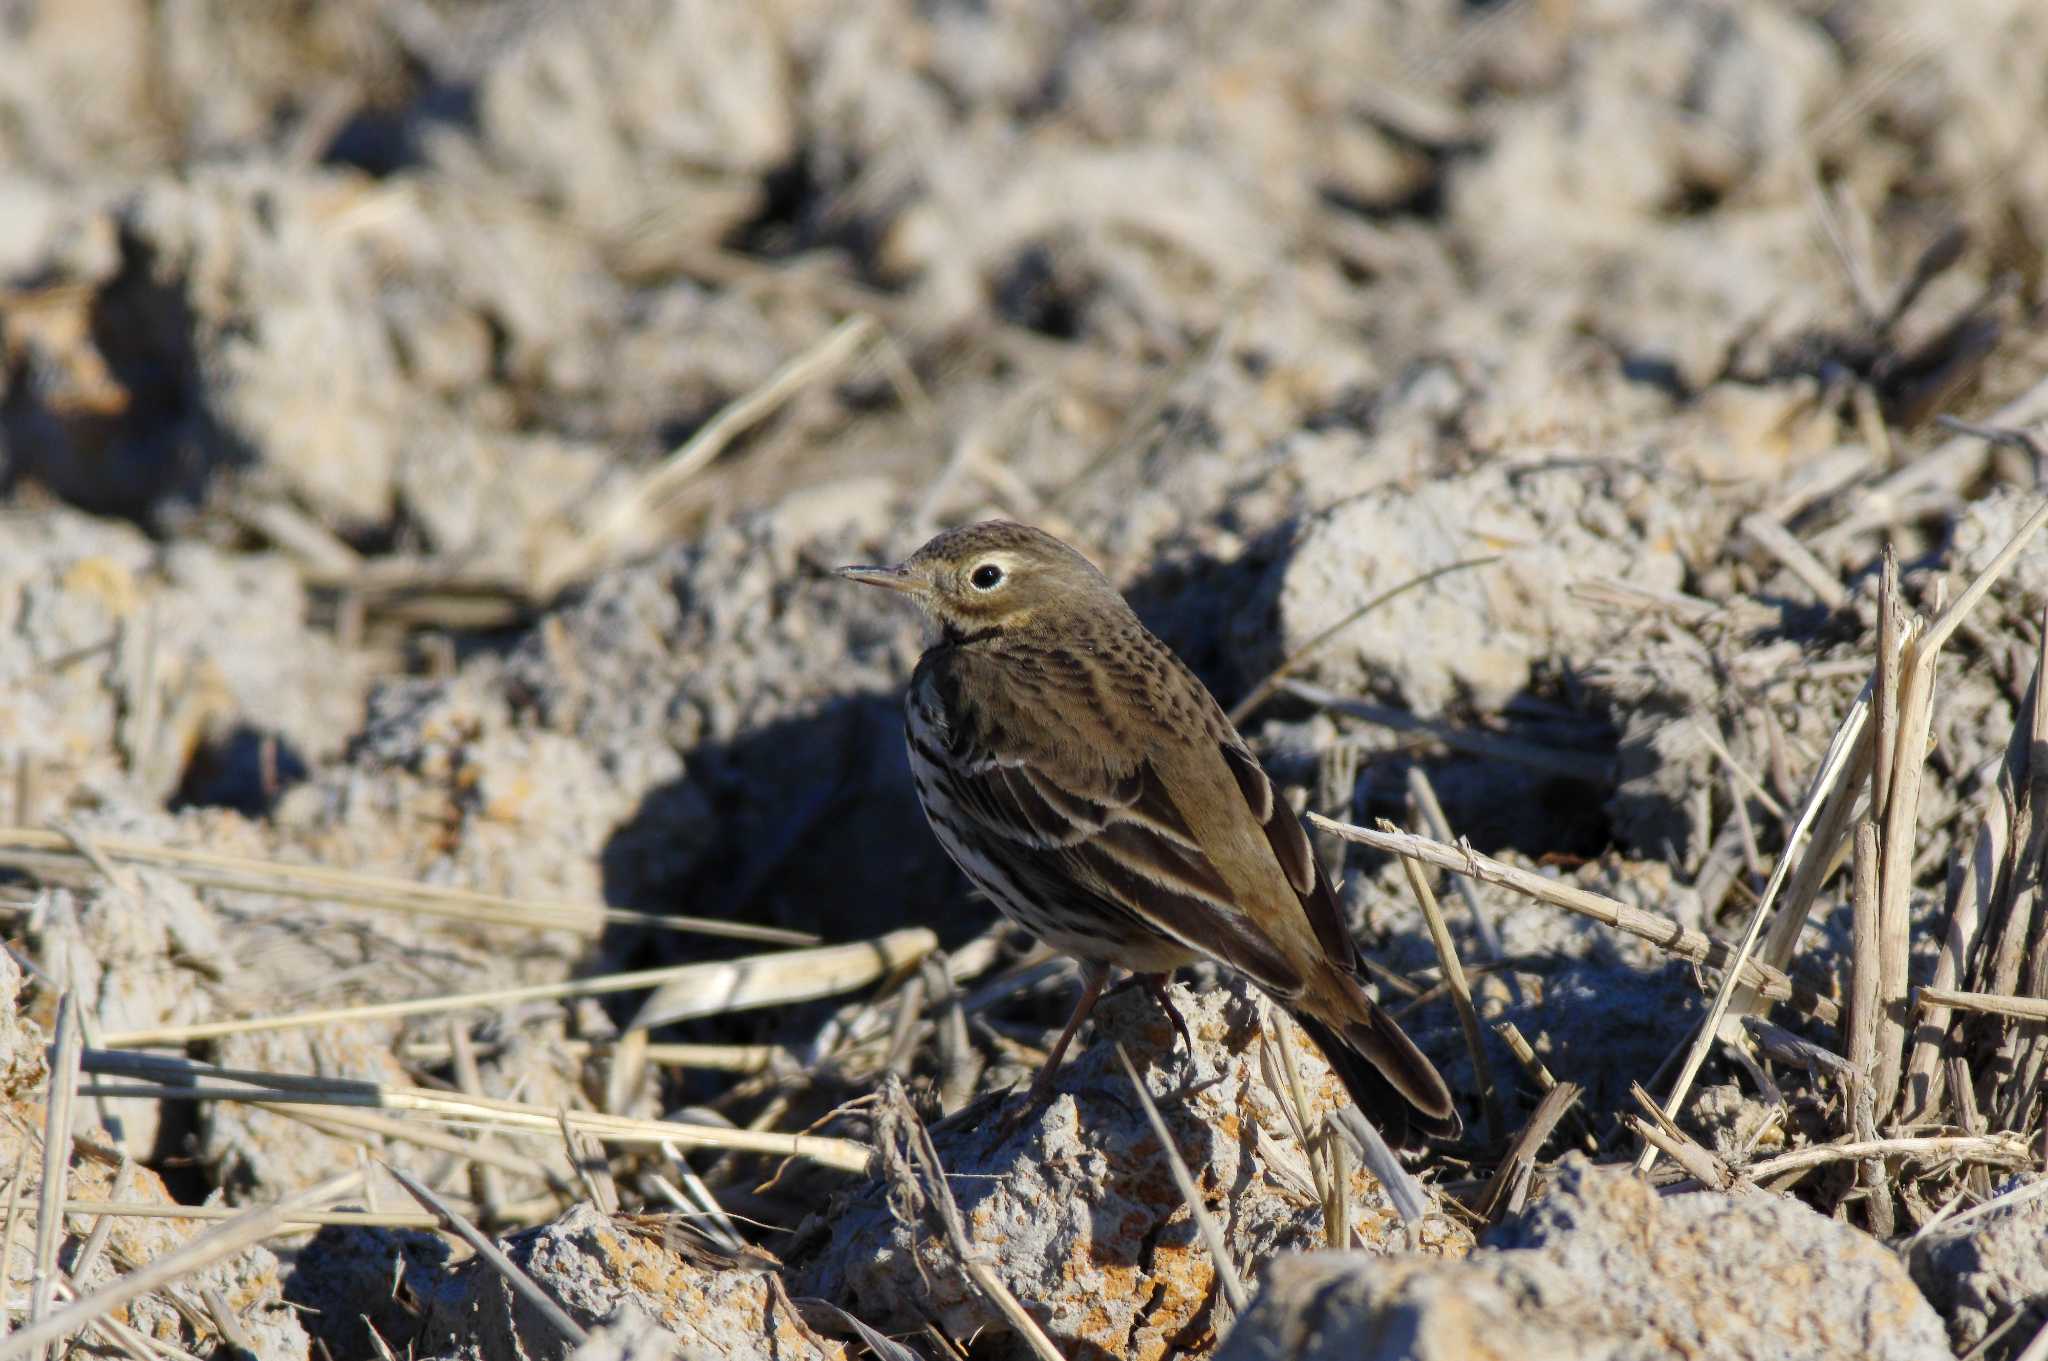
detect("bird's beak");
top-left (836, 562), bottom-right (920, 594)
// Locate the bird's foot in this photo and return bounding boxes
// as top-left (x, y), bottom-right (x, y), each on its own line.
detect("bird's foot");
top-left (1106, 971), bottom-right (1195, 1057)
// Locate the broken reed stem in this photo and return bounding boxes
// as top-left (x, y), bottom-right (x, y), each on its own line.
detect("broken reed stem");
top-left (1323, 1123), bottom-right (1352, 1251)
top-left (29, 994), bottom-right (82, 1333)
top-left (0, 826), bottom-right (815, 945)
top-left (401, 1037), bottom-right (792, 1074)
top-left (1873, 552), bottom-right (1921, 1118)
top-left (1390, 834), bottom-right (1502, 1144)
top-left (1845, 820), bottom-right (1883, 1090)
top-left (1740, 511), bottom-right (1850, 611)
top-left (1846, 824), bottom-right (1892, 1239)
top-left (1306, 817), bottom-right (1839, 1023)
top-left (448, 1022), bottom-right (507, 1227)
top-left (1627, 1082), bottom-right (1733, 1191)
top-left (1623, 1115), bottom-right (1731, 1192)
top-left (1915, 986), bottom-right (2048, 1022)
top-left (99, 927), bottom-right (937, 1047)
top-left (385, 1163), bottom-right (589, 1349)
top-left (1473, 1081), bottom-right (1580, 1222)
top-left (1114, 1043), bottom-right (1249, 1315)
top-left (1741, 1133), bottom-right (2032, 1181)
top-left (0, 1171), bottom-right (366, 1361)
top-left (629, 928), bottom-right (936, 1030)
top-left (1907, 621), bottom-right (2045, 1119)
top-left (1852, 823), bottom-right (1896, 1234)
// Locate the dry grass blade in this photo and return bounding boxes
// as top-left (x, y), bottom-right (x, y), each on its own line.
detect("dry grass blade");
top-left (383, 1163), bottom-right (588, 1349)
top-left (55, 1200), bottom-right (440, 1229)
top-left (63, 1153), bottom-right (135, 1297)
top-left (1266, 1013), bottom-right (1383, 1235)
top-left (0, 1170), bottom-right (365, 1361)
top-left (1113, 1043), bottom-right (1248, 1314)
top-left (2013, 1315), bottom-right (2048, 1361)
top-left (1227, 554), bottom-right (1502, 725)
top-left (1905, 624), bottom-right (2043, 1118)
top-left (533, 313), bottom-right (880, 596)
top-left (29, 993), bottom-right (81, 1337)
top-left (447, 1022), bottom-right (506, 1228)
top-left (1740, 511), bottom-right (1849, 610)
top-left (1755, 684), bottom-right (1873, 979)
top-left (1874, 496), bottom-right (2048, 1113)
top-left (100, 927), bottom-right (935, 1047)
top-left (1389, 834), bottom-right (1501, 1143)
top-left (0, 1159), bottom-right (26, 1340)
top-left (657, 1156), bottom-right (745, 1255)
top-left (1407, 767), bottom-right (1514, 998)
top-left (201, 1287), bottom-right (256, 1355)
top-left (77, 1048), bottom-right (874, 1173)
top-left (1636, 675), bottom-right (1873, 1173)
top-left (793, 1298), bottom-right (923, 1361)
top-left (1862, 372), bottom-right (2048, 504)
top-left (870, 1078), bottom-right (1063, 1361)
top-left (0, 827), bottom-right (816, 944)
top-left (557, 1108), bottom-right (618, 1215)
top-left (1308, 817), bottom-right (1839, 1023)
top-left (1330, 1105), bottom-right (1428, 1227)
top-left (1691, 718), bottom-right (1787, 822)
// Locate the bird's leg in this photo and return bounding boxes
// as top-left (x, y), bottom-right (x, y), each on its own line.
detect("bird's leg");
top-left (1136, 972), bottom-right (1195, 1056)
top-left (1103, 971), bottom-right (1195, 1055)
top-left (1014, 961), bottom-right (1111, 1115)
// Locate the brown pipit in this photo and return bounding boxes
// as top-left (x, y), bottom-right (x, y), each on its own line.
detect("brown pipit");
top-left (839, 521), bottom-right (1459, 1145)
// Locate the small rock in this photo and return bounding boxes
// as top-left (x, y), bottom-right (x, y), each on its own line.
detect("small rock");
top-left (1238, 463), bottom-right (1687, 717)
top-left (415, 1204), bottom-right (842, 1361)
top-left (802, 978), bottom-right (1470, 1360)
top-left (1910, 1174), bottom-right (2048, 1355)
top-left (1216, 1154), bottom-right (1952, 1361)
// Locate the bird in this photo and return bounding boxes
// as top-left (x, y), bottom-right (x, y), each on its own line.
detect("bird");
top-left (838, 520), bottom-right (1459, 1146)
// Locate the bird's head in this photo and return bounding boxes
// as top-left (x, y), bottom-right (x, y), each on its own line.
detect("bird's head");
top-left (837, 520), bottom-right (1116, 638)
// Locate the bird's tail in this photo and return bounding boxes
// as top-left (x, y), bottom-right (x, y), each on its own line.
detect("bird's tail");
top-left (1288, 1002), bottom-right (1462, 1151)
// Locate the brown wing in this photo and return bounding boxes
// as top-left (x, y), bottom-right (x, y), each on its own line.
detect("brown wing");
top-left (1214, 735), bottom-right (1458, 1131)
top-left (1217, 739), bottom-right (1362, 970)
top-left (925, 638), bottom-right (1456, 1134)
top-left (916, 649), bottom-right (1307, 991)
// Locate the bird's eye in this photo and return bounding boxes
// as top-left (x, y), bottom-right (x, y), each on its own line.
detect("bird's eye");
top-left (969, 563), bottom-right (1005, 591)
